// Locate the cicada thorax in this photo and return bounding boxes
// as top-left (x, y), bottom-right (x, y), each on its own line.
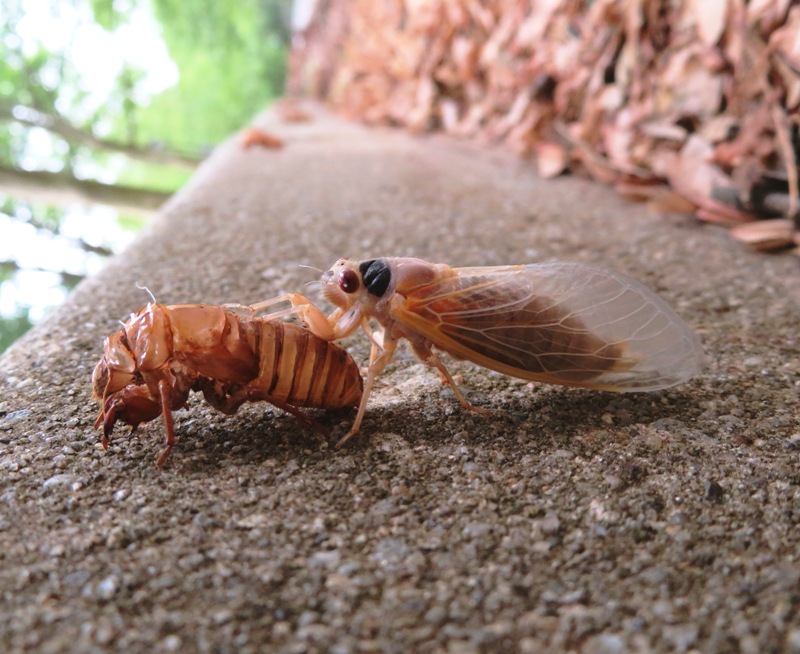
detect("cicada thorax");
top-left (397, 270), bottom-right (632, 384)
top-left (159, 304), bottom-right (259, 382)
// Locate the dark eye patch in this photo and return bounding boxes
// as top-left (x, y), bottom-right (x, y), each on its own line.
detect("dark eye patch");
top-left (359, 259), bottom-right (391, 297)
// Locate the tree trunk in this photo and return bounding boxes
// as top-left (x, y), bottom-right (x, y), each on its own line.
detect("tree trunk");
top-left (0, 165), bottom-right (173, 216)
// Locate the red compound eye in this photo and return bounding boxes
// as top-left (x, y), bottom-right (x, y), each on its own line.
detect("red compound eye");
top-left (338, 269), bottom-right (360, 294)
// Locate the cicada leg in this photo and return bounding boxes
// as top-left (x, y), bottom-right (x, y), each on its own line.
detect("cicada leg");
top-left (365, 323), bottom-right (385, 367)
top-left (334, 332), bottom-right (398, 449)
top-left (155, 380), bottom-right (177, 467)
top-left (231, 293), bottom-right (344, 341)
top-left (409, 342), bottom-right (493, 417)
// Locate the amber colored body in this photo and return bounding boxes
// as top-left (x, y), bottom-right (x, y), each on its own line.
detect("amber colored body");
top-left (92, 303), bottom-right (362, 465)
top-left (250, 257), bottom-right (704, 447)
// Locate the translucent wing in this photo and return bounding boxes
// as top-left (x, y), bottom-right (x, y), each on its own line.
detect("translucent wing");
top-left (392, 263), bottom-right (704, 391)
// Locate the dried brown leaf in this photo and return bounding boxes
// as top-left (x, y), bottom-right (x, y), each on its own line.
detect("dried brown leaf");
top-left (407, 77), bottom-right (438, 132)
top-left (658, 47), bottom-right (725, 119)
top-left (534, 142), bottom-right (568, 179)
top-left (514, 0), bottom-right (561, 48)
top-left (404, 0), bottom-right (444, 33)
top-left (451, 36), bottom-right (480, 81)
top-left (697, 197), bottom-right (757, 225)
top-left (618, 184), bottom-right (699, 214)
top-left (699, 115), bottom-right (738, 144)
top-left (292, 0), bottom-right (800, 245)
top-left (442, 0), bottom-right (470, 29)
top-left (747, 0), bottom-right (792, 33)
top-left (639, 120), bottom-right (689, 142)
top-left (730, 218), bottom-right (795, 250)
top-left (277, 100), bottom-right (312, 123)
top-left (685, 0), bottom-right (729, 47)
top-left (239, 127), bottom-right (284, 150)
top-left (771, 56), bottom-right (800, 110)
top-left (768, 5), bottom-right (800, 70)
top-left (465, 0), bottom-right (496, 33)
top-left (651, 136), bottom-right (733, 205)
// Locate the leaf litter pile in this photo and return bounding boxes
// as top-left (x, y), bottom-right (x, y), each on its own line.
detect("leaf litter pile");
top-left (291, 0), bottom-right (800, 253)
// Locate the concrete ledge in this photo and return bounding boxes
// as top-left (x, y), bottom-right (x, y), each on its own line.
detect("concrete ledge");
top-left (1, 105), bottom-right (799, 652)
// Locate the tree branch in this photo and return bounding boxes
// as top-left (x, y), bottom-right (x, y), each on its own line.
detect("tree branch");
top-left (0, 259), bottom-right (84, 287)
top-left (0, 103), bottom-right (203, 169)
top-left (0, 164), bottom-right (173, 216)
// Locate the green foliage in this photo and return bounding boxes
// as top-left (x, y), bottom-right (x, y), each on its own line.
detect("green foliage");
top-left (1, 3), bottom-right (99, 174)
top-left (89, 0), bottom-right (119, 31)
top-left (1, 3), bottom-right (90, 130)
top-left (117, 213), bottom-right (148, 233)
top-left (139, 0), bottom-right (290, 149)
top-left (28, 204), bottom-right (63, 233)
top-left (0, 0), bottom-right (293, 353)
top-left (2, 0), bottom-right (292, 166)
top-left (115, 158), bottom-right (193, 192)
top-left (0, 312), bottom-right (34, 353)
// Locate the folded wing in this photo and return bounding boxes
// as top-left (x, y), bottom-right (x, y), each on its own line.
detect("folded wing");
top-left (393, 263), bottom-right (703, 391)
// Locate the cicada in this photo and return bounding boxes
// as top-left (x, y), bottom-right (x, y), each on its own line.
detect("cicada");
top-left (92, 302), bottom-right (363, 465)
top-left (251, 258), bottom-right (704, 446)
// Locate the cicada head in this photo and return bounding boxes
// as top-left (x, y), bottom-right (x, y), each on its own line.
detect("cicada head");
top-left (322, 259), bottom-right (367, 311)
top-left (320, 258), bottom-right (381, 308)
top-left (318, 258), bottom-right (397, 334)
top-left (92, 332), bottom-right (138, 401)
top-left (96, 385), bottom-right (163, 442)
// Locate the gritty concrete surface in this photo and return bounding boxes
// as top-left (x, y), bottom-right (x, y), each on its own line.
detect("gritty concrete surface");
top-left (1, 104), bottom-right (799, 654)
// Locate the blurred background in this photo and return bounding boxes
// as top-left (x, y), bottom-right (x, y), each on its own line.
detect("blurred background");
top-left (3, 0), bottom-right (797, 353)
top-left (0, 0), bottom-right (292, 352)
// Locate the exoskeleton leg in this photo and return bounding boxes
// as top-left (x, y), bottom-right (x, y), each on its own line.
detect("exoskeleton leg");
top-left (268, 399), bottom-right (329, 436)
top-left (155, 379), bottom-right (177, 467)
top-left (202, 384), bottom-right (329, 436)
top-left (98, 405), bottom-right (116, 450)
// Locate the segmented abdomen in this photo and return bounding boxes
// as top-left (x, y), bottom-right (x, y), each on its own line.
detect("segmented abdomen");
top-left (253, 320), bottom-right (363, 409)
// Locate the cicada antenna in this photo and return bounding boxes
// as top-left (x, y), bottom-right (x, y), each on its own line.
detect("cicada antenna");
top-left (135, 282), bottom-right (157, 304)
top-left (298, 263), bottom-right (323, 275)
